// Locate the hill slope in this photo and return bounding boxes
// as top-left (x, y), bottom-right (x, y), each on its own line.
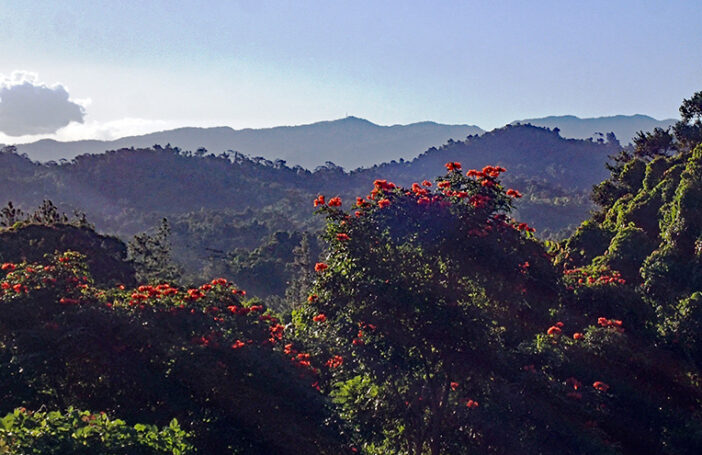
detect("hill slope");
top-left (1, 124), bottom-right (618, 287)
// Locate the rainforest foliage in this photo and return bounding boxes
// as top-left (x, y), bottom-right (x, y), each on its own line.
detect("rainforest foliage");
top-left (1, 92), bottom-right (702, 454)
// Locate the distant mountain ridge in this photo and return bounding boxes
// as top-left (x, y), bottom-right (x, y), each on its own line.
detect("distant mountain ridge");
top-left (10, 117), bottom-right (483, 170)
top-left (511, 114), bottom-right (675, 145)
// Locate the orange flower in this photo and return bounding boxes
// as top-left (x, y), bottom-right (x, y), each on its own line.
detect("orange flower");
top-left (307, 294), bottom-right (318, 303)
top-left (313, 313), bottom-right (327, 323)
top-left (421, 179), bottom-right (432, 186)
top-left (445, 162), bottom-right (462, 171)
top-left (313, 195), bottom-right (326, 207)
top-left (506, 188), bottom-right (523, 198)
top-left (328, 196), bottom-right (342, 207)
top-left (573, 332), bottom-right (583, 340)
top-left (315, 262), bottom-right (328, 272)
top-left (378, 198), bottom-right (391, 208)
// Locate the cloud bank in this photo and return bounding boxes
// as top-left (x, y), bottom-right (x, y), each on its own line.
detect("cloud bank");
top-left (0, 71), bottom-right (86, 136)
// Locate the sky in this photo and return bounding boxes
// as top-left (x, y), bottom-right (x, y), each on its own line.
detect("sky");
top-left (0, 0), bottom-right (700, 143)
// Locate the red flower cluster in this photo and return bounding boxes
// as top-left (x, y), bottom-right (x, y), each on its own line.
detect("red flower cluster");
top-left (445, 162), bottom-right (462, 171)
top-left (411, 182), bottom-right (429, 196)
top-left (597, 317), bottom-right (624, 332)
top-left (328, 197), bottom-right (342, 207)
top-left (466, 399), bottom-right (479, 408)
top-left (563, 267), bottom-right (625, 288)
top-left (315, 262), bottom-right (328, 272)
top-left (313, 313), bottom-right (327, 323)
top-left (547, 325), bottom-right (562, 335)
top-left (547, 321), bottom-right (564, 335)
top-left (506, 188), bottom-right (523, 198)
top-left (1, 263), bottom-right (15, 271)
top-left (515, 222), bottom-right (536, 233)
top-left (336, 233), bottom-right (350, 241)
top-left (593, 381), bottom-right (610, 392)
top-left (377, 198), bottom-right (391, 208)
top-left (325, 355), bottom-right (343, 369)
top-left (373, 179), bottom-right (397, 192)
top-left (314, 195), bottom-right (325, 207)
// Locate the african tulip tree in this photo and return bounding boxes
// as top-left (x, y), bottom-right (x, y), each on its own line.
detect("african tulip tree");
top-left (297, 164), bottom-right (562, 455)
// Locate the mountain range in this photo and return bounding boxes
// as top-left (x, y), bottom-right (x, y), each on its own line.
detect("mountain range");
top-left (8, 117), bottom-right (482, 170)
top-left (5, 114), bottom-right (672, 170)
top-left (512, 114), bottom-right (675, 144)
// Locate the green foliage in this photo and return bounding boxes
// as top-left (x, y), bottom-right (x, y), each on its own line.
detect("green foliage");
top-left (0, 253), bottom-right (347, 455)
top-left (0, 407), bottom-right (192, 454)
top-left (561, 220), bottom-right (615, 267)
top-left (0, 223), bottom-right (134, 287)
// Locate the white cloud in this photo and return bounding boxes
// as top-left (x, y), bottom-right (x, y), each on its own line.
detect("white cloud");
top-left (0, 71), bottom-right (86, 136)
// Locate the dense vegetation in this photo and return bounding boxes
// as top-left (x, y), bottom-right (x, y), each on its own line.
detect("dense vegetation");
top-left (1, 92), bottom-right (701, 454)
top-left (1, 124), bottom-right (616, 297)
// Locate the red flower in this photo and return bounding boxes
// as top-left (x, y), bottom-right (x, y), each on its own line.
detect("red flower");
top-left (325, 355), bottom-right (343, 368)
top-left (313, 313), bottom-right (327, 323)
top-left (315, 262), bottom-right (328, 272)
top-left (421, 179), bottom-right (432, 187)
top-left (466, 399), bottom-right (479, 408)
top-left (445, 162), bottom-right (462, 171)
top-left (506, 188), bottom-right (523, 198)
top-left (378, 198), bottom-right (391, 208)
top-left (566, 377), bottom-right (582, 390)
top-left (313, 195), bottom-right (326, 207)
top-left (307, 294), bottom-right (318, 303)
top-left (1, 263), bottom-right (15, 271)
top-left (450, 381), bottom-right (459, 390)
top-left (336, 233), bottom-right (350, 241)
top-left (328, 196), bottom-right (342, 207)
top-left (593, 381), bottom-right (610, 392)
top-left (231, 340), bottom-right (245, 349)
top-left (573, 332), bottom-right (583, 340)
top-left (547, 325), bottom-right (562, 335)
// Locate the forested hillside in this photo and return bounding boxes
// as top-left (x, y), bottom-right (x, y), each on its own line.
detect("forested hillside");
top-left (1, 124), bottom-right (617, 295)
top-left (1, 91), bottom-right (702, 454)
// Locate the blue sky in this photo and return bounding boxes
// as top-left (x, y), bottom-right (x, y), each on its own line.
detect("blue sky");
top-left (0, 0), bottom-right (700, 142)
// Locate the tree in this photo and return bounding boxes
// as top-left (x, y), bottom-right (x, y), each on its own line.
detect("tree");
top-left (297, 165), bottom-right (560, 454)
top-left (632, 127), bottom-right (675, 159)
top-left (674, 90), bottom-right (702, 149)
top-left (128, 218), bottom-right (182, 283)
